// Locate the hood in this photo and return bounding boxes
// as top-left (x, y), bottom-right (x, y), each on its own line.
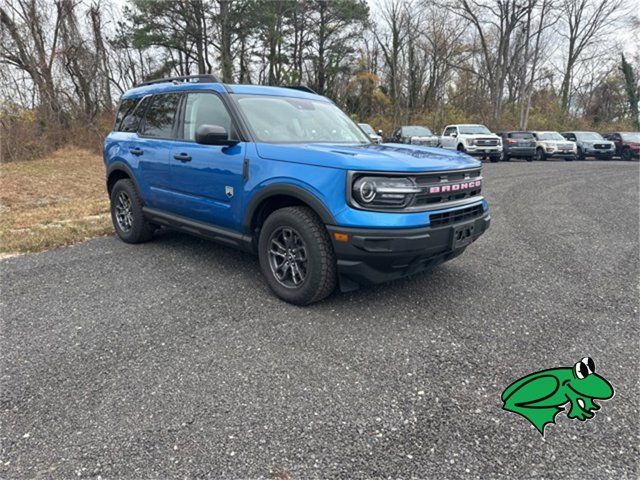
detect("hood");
top-left (255, 143), bottom-right (480, 172)
top-left (540, 140), bottom-right (575, 146)
top-left (464, 133), bottom-right (500, 139)
top-left (410, 136), bottom-right (439, 141)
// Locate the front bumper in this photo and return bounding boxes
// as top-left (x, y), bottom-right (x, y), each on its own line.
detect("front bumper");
top-left (545, 150), bottom-right (576, 159)
top-left (584, 148), bottom-right (614, 158)
top-left (327, 212), bottom-right (490, 291)
top-left (465, 146), bottom-right (502, 157)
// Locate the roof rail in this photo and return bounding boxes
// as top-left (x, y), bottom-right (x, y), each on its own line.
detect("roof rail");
top-left (136, 74), bottom-right (221, 87)
top-left (282, 85), bottom-right (318, 95)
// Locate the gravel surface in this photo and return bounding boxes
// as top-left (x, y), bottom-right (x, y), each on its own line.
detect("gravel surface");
top-left (1, 161), bottom-right (639, 479)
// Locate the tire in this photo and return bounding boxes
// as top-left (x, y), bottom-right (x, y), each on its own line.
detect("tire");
top-left (457, 144), bottom-right (466, 153)
top-left (621, 148), bottom-right (631, 161)
top-left (110, 178), bottom-right (155, 243)
top-left (566, 155), bottom-right (575, 161)
top-left (489, 155), bottom-right (500, 163)
top-left (577, 147), bottom-right (584, 160)
top-left (258, 206), bottom-right (337, 305)
top-left (526, 156), bottom-right (533, 162)
top-left (536, 148), bottom-right (546, 161)
top-left (502, 154), bottom-right (510, 162)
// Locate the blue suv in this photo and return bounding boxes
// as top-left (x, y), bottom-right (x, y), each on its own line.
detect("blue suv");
top-left (104, 75), bottom-right (490, 304)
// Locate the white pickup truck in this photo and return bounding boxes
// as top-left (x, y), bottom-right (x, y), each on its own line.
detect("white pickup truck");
top-left (440, 124), bottom-right (503, 162)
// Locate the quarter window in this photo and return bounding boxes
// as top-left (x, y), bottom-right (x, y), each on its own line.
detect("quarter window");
top-left (182, 92), bottom-right (232, 141)
top-left (115, 97), bottom-right (148, 132)
top-left (140, 93), bottom-right (181, 138)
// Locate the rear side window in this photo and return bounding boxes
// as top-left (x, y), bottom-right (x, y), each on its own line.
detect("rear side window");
top-left (508, 132), bottom-right (534, 139)
top-left (114, 97), bottom-right (148, 132)
top-left (140, 93), bottom-right (182, 138)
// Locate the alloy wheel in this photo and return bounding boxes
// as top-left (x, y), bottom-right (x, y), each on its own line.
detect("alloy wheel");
top-left (114, 191), bottom-right (134, 232)
top-left (268, 227), bottom-right (308, 288)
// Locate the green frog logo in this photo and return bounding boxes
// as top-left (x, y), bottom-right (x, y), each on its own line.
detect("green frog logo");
top-left (501, 357), bottom-right (614, 435)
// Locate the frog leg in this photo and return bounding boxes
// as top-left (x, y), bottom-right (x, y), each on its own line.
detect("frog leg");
top-left (582, 397), bottom-right (600, 412)
top-left (565, 390), bottom-right (595, 421)
top-left (502, 375), bottom-right (564, 435)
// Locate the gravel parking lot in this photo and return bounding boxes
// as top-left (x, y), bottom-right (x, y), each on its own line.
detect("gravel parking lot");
top-left (1, 161), bottom-right (638, 479)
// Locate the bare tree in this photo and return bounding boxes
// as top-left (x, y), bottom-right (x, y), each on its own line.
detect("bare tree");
top-left (0, 0), bottom-right (65, 123)
top-left (558, 0), bottom-right (623, 111)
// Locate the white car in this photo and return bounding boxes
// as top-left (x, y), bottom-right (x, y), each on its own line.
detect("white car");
top-left (531, 131), bottom-right (577, 161)
top-left (440, 124), bottom-right (502, 162)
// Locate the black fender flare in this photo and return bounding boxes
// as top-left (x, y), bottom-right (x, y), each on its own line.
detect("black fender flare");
top-left (106, 161), bottom-right (142, 196)
top-left (243, 184), bottom-right (336, 231)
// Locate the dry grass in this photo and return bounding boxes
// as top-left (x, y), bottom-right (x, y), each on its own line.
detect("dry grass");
top-left (0, 147), bottom-right (112, 255)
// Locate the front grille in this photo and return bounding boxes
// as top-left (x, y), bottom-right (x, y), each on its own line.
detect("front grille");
top-left (594, 143), bottom-right (611, 149)
top-left (476, 138), bottom-right (498, 146)
top-left (413, 168), bottom-right (482, 207)
top-left (559, 143), bottom-right (574, 150)
top-left (430, 204), bottom-right (483, 227)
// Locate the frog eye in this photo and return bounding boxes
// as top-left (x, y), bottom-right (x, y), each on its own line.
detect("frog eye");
top-left (582, 357), bottom-right (595, 374)
top-left (574, 360), bottom-right (590, 379)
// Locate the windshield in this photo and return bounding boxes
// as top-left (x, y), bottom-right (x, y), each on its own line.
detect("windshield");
top-left (234, 94), bottom-right (370, 144)
top-left (577, 132), bottom-right (603, 140)
top-left (358, 123), bottom-right (375, 135)
top-left (537, 132), bottom-right (565, 141)
top-left (621, 132), bottom-right (640, 142)
top-left (458, 125), bottom-right (492, 135)
top-left (403, 126), bottom-right (432, 137)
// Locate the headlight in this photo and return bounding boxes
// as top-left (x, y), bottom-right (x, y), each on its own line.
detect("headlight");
top-left (466, 138), bottom-right (476, 146)
top-left (352, 176), bottom-right (420, 208)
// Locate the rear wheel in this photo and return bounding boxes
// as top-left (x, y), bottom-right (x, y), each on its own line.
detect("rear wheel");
top-left (577, 147), bottom-right (584, 160)
top-left (258, 206), bottom-right (337, 305)
top-left (621, 148), bottom-right (631, 161)
top-left (110, 179), bottom-right (155, 243)
top-left (502, 153), bottom-right (510, 162)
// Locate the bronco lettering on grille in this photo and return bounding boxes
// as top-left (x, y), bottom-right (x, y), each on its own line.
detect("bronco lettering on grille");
top-left (428, 180), bottom-right (481, 194)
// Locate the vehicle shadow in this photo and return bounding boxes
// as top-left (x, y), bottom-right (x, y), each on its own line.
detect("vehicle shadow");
top-left (148, 227), bottom-right (481, 314)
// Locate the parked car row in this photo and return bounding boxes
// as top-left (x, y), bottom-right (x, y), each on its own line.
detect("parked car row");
top-left (357, 122), bottom-right (640, 162)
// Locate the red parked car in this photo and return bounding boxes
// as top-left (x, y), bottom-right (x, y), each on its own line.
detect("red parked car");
top-left (602, 132), bottom-right (640, 160)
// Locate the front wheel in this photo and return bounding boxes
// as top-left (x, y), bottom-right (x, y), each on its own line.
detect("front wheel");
top-left (621, 148), bottom-right (631, 161)
top-left (258, 206), bottom-right (337, 305)
top-left (536, 148), bottom-right (546, 161)
top-left (577, 147), bottom-right (584, 160)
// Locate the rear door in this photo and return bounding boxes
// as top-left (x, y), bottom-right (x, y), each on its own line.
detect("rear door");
top-left (136, 92), bottom-right (182, 210)
top-left (166, 91), bottom-right (246, 231)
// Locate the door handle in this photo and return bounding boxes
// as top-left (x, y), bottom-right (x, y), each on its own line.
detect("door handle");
top-left (129, 147), bottom-right (143, 156)
top-left (173, 153), bottom-right (192, 162)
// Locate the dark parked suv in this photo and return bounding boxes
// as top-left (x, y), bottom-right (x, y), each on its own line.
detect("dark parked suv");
top-left (602, 132), bottom-right (640, 160)
top-left (496, 131), bottom-right (536, 161)
top-left (103, 75), bottom-right (490, 304)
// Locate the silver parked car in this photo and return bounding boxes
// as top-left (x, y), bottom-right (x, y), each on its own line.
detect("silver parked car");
top-left (391, 125), bottom-right (439, 147)
top-left (531, 131), bottom-right (577, 161)
top-left (561, 131), bottom-right (615, 160)
top-left (358, 123), bottom-right (383, 144)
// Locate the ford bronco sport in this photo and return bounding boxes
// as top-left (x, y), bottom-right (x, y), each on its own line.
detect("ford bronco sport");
top-left (104, 75), bottom-right (490, 305)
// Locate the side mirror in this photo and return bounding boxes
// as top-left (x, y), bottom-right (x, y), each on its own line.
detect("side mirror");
top-left (377, 129), bottom-right (383, 136)
top-left (451, 133), bottom-right (458, 138)
top-left (195, 124), bottom-right (238, 146)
